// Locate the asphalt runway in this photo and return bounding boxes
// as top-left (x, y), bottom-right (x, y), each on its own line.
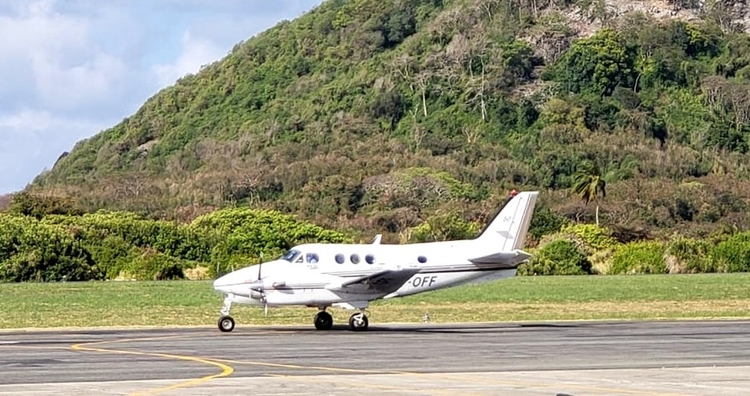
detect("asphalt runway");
top-left (1, 320), bottom-right (749, 395)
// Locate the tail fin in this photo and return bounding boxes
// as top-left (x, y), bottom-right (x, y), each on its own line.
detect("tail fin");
top-left (475, 191), bottom-right (539, 251)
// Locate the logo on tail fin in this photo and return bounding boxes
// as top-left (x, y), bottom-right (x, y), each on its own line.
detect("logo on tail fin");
top-left (475, 191), bottom-right (539, 251)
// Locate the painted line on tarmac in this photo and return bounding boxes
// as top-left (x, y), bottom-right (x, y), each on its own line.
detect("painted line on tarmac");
top-left (215, 357), bottom-right (686, 396)
top-left (426, 372), bottom-right (688, 396)
top-left (263, 372), bottom-right (476, 396)
top-left (69, 334), bottom-right (234, 396)
top-left (212, 356), bottom-right (403, 375)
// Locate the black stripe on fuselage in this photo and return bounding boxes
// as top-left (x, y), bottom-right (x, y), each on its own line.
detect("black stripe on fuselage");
top-left (325, 265), bottom-right (519, 278)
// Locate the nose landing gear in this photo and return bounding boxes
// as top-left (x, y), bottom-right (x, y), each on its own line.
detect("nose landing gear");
top-left (218, 296), bottom-right (235, 333)
top-left (218, 315), bottom-right (235, 332)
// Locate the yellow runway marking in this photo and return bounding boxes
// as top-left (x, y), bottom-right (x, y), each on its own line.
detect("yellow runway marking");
top-left (69, 334), bottom-right (234, 396)
top-left (212, 357), bottom-right (402, 374)
top-left (64, 331), bottom-right (689, 396)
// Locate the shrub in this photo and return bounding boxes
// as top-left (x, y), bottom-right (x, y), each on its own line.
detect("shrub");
top-left (528, 207), bottom-right (570, 240)
top-left (559, 223), bottom-right (621, 253)
top-left (538, 223), bottom-right (621, 273)
top-left (192, 208), bottom-right (352, 276)
top-left (519, 239), bottom-right (592, 276)
top-left (0, 219), bottom-right (100, 282)
top-left (609, 241), bottom-right (667, 274)
top-left (409, 212), bottom-right (480, 242)
top-left (710, 232), bottom-right (750, 272)
top-left (123, 250), bottom-right (188, 281)
top-left (0, 206), bottom-right (352, 282)
top-left (665, 237), bottom-right (715, 273)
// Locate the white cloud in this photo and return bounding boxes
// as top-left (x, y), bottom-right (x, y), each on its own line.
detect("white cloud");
top-left (0, 110), bottom-right (107, 193)
top-left (0, 0), bottom-right (133, 115)
top-left (0, 0), bottom-right (324, 194)
top-left (32, 51), bottom-right (128, 111)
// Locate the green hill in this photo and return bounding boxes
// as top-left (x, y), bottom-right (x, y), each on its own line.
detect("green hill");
top-left (27, 0), bottom-right (750, 243)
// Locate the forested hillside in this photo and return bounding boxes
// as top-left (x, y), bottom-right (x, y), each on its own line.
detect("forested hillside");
top-left (24, 0), bottom-right (750, 244)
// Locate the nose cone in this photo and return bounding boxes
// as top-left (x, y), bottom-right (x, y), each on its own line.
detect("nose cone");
top-left (212, 264), bottom-right (264, 295)
top-left (213, 273), bottom-right (233, 294)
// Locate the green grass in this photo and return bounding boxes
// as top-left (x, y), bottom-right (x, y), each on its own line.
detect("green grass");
top-left (2, 273), bottom-right (750, 330)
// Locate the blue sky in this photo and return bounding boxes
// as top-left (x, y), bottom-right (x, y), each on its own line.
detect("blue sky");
top-left (0, 0), bottom-right (322, 194)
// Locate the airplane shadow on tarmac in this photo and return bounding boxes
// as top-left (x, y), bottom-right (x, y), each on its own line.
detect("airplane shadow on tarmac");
top-left (236, 322), bottom-right (584, 335)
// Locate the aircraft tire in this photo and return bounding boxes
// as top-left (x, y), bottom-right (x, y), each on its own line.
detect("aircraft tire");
top-left (314, 311), bottom-right (333, 330)
top-left (348, 313), bottom-right (369, 331)
top-left (218, 315), bottom-right (235, 332)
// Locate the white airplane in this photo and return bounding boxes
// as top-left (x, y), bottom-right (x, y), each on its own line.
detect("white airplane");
top-left (212, 191), bottom-right (539, 332)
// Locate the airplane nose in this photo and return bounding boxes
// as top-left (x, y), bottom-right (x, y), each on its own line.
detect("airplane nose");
top-left (213, 275), bottom-right (231, 293)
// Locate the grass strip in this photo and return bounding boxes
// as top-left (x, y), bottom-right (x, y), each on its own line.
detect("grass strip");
top-left (2, 273), bottom-right (749, 329)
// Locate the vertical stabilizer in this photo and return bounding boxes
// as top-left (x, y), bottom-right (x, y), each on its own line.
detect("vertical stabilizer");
top-left (475, 191), bottom-right (539, 251)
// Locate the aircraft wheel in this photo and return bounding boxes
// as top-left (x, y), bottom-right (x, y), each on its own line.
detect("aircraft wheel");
top-left (314, 311), bottom-right (333, 330)
top-left (218, 315), bottom-right (235, 332)
top-left (348, 313), bottom-right (369, 331)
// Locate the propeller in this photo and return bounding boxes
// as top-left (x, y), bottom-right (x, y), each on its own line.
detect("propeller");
top-left (260, 258), bottom-right (268, 316)
top-left (249, 252), bottom-right (268, 316)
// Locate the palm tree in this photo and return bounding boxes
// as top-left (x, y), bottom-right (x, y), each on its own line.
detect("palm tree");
top-left (572, 160), bottom-right (607, 226)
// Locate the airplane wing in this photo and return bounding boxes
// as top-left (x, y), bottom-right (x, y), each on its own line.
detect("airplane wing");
top-left (326, 268), bottom-right (421, 295)
top-left (468, 249), bottom-right (532, 268)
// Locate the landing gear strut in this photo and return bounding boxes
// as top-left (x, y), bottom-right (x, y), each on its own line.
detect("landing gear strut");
top-left (314, 309), bottom-right (333, 330)
top-left (348, 311), bottom-right (369, 331)
top-left (218, 296), bottom-right (235, 333)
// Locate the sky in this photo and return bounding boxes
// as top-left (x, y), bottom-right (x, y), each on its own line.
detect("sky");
top-left (0, 0), bottom-right (323, 194)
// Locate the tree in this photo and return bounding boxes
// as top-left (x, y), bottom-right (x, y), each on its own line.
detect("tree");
top-left (547, 29), bottom-right (635, 95)
top-left (572, 160), bottom-right (607, 226)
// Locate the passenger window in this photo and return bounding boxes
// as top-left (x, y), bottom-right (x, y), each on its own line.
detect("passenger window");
top-left (306, 253), bottom-right (319, 264)
top-left (335, 254), bottom-right (345, 264)
top-left (418, 256), bottom-right (427, 263)
top-left (350, 254), bottom-right (360, 264)
top-left (365, 254), bottom-right (375, 264)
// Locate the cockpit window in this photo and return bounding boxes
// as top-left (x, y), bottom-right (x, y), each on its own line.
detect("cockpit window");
top-left (280, 249), bottom-right (301, 262)
top-left (306, 253), bottom-right (319, 263)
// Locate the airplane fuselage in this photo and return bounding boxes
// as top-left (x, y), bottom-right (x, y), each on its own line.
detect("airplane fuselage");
top-left (214, 239), bottom-right (524, 308)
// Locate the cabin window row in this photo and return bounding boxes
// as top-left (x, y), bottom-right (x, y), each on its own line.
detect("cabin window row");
top-left (335, 253), bottom-right (376, 265)
top-left (331, 254), bottom-right (428, 265)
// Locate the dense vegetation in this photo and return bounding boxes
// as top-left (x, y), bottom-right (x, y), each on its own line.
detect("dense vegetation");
top-left (3, 190), bottom-right (750, 282)
top-left (5, 0), bottom-right (750, 280)
top-left (0, 193), bottom-right (350, 282)
top-left (21, 0), bottom-right (750, 243)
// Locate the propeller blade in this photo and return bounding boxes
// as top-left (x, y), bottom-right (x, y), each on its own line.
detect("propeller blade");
top-left (257, 251), bottom-right (264, 280)
top-left (264, 302), bottom-right (268, 317)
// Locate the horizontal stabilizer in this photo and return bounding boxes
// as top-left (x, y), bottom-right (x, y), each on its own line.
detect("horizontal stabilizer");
top-left (327, 268), bottom-right (421, 295)
top-left (468, 249), bottom-right (532, 268)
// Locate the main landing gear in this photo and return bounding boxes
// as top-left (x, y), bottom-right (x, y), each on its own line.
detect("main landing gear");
top-left (218, 296), bottom-right (235, 333)
top-left (216, 299), bottom-right (371, 333)
top-left (314, 310), bottom-right (333, 330)
top-left (313, 308), bottom-right (369, 331)
top-left (348, 311), bottom-right (369, 331)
